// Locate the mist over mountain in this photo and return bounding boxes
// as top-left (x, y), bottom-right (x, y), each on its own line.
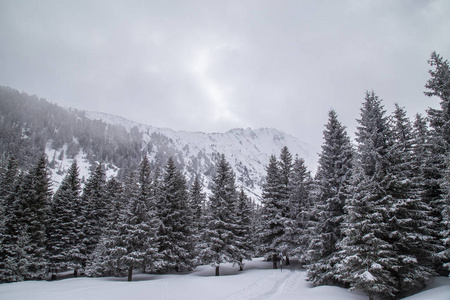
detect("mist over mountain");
top-left (0, 86), bottom-right (317, 198)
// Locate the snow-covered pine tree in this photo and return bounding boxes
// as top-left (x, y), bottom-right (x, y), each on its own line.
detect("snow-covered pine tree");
top-left (235, 187), bottom-right (254, 271)
top-left (307, 109), bottom-right (353, 285)
top-left (189, 175), bottom-right (206, 264)
top-left (86, 176), bottom-right (125, 277)
top-left (259, 154), bottom-right (285, 268)
top-left (47, 160), bottom-right (82, 279)
top-left (91, 157), bottom-right (161, 281)
top-left (285, 156), bottom-right (313, 265)
top-left (120, 166), bottom-right (157, 281)
top-left (199, 154), bottom-right (239, 276)
top-left (388, 104), bottom-right (437, 296)
top-left (88, 171), bottom-right (133, 277)
top-left (81, 162), bottom-right (106, 270)
top-left (0, 156), bottom-right (18, 241)
top-left (157, 157), bottom-right (195, 272)
top-left (424, 51), bottom-right (450, 274)
top-left (277, 146), bottom-right (294, 264)
top-left (337, 163), bottom-right (398, 300)
top-left (0, 156), bottom-right (22, 283)
top-left (71, 180), bottom-right (88, 277)
top-left (412, 114), bottom-right (445, 269)
top-left (13, 154), bottom-right (52, 280)
top-left (336, 91), bottom-right (399, 300)
top-left (137, 156), bottom-right (161, 274)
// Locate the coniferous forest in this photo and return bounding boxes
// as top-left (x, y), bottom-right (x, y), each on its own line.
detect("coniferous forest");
top-left (0, 52), bottom-right (449, 299)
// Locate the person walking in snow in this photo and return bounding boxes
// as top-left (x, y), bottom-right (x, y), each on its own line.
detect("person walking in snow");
top-left (279, 252), bottom-right (284, 271)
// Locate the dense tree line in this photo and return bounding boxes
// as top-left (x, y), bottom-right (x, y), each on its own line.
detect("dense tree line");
top-left (0, 152), bottom-right (258, 282)
top-left (254, 52), bottom-right (450, 299)
top-left (302, 52), bottom-right (448, 299)
top-left (0, 52), bottom-right (449, 299)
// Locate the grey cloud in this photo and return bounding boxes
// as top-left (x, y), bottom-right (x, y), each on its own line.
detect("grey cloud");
top-left (1, 0), bottom-right (449, 150)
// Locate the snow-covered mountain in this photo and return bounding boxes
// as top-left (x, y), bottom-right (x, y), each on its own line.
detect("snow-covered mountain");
top-left (83, 111), bottom-right (318, 199)
top-left (0, 86), bottom-right (317, 199)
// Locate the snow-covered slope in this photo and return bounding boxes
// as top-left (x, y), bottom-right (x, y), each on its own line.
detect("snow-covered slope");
top-left (85, 111), bottom-right (318, 199)
top-left (0, 85), bottom-right (315, 198)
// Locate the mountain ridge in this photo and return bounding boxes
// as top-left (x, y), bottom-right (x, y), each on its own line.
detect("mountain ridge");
top-left (84, 110), bottom-right (318, 198)
top-left (0, 85), bottom-right (318, 199)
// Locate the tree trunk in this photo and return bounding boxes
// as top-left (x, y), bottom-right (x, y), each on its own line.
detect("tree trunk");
top-left (215, 266), bottom-right (220, 276)
top-left (239, 257), bottom-right (243, 271)
top-left (73, 268), bottom-right (78, 278)
top-left (285, 253), bottom-right (290, 266)
top-left (272, 253), bottom-right (278, 269)
top-left (50, 267), bottom-right (57, 280)
top-left (128, 266), bottom-right (133, 282)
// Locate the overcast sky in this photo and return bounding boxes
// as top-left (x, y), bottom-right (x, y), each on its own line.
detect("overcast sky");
top-left (1, 0), bottom-right (449, 149)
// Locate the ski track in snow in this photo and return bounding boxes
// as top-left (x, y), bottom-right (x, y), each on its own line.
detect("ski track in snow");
top-left (222, 267), bottom-right (303, 300)
top-left (247, 270), bottom-right (294, 300)
top-left (220, 273), bottom-right (272, 300)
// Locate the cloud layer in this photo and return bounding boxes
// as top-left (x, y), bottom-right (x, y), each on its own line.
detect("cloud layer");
top-left (1, 0), bottom-right (449, 149)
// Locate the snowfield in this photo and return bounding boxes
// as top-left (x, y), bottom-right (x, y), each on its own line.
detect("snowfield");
top-left (0, 258), bottom-right (448, 300)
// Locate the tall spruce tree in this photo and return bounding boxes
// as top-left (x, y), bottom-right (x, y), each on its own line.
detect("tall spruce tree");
top-left (87, 176), bottom-right (125, 277)
top-left (157, 157), bottom-right (195, 272)
top-left (119, 166), bottom-right (158, 281)
top-left (259, 154), bottom-right (285, 268)
top-left (47, 160), bottom-right (82, 278)
top-left (189, 176), bottom-right (206, 264)
top-left (81, 162), bottom-right (106, 269)
top-left (0, 156), bottom-right (19, 242)
top-left (278, 147), bottom-right (296, 263)
top-left (88, 171), bottom-right (134, 278)
top-left (199, 154), bottom-right (239, 276)
top-left (307, 109), bottom-right (353, 285)
top-left (285, 156), bottom-right (313, 265)
top-left (13, 154), bottom-right (52, 280)
top-left (388, 104), bottom-right (437, 296)
top-left (424, 51), bottom-right (450, 273)
top-left (137, 156), bottom-right (161, 274)
top-left (89, 158), bottom-right (161, 281)
top-left (235, 187), bottom-right (254, 271)
top-left (0, 156), bottom-right (21, 283)
top-left (336, 91), bottom-right (399, 299)
top-left (412, 114), bottom-right (443, 264)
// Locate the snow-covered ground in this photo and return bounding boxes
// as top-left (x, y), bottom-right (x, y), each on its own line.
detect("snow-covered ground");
top-left (1, 258), bottom-right (448, 300)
